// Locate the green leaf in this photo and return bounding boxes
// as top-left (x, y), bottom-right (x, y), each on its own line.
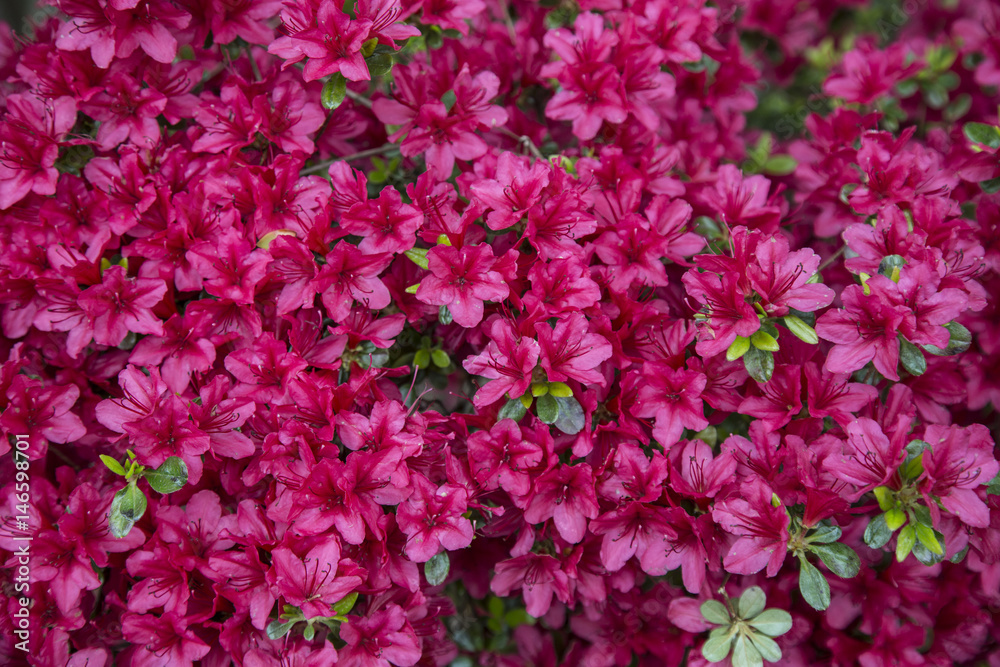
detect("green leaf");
top-left (442, 90), bottom-right (457, 112)
top-left (865, 513), bottom-right (893, 548)
top-left (553, 396), bottom-right (585, 435)
top-left (747, 631), bottom-right (782, 663)
top-left (913, 522), bottom-right (943, 555)
top-left (762, 155), bottom-right (797, 175)
top-left (266, 620), bottom-right (296, 640)
top-left (898, 338), bottom-right (926, 376)
top-left (302, 623), bottom-right (316, 641)
top-left (431, 349), bottom-right (450, 368)
top-left (750, 330), bottom-right (780, 352)
top-left (144, 456), bottom-right (188, 494)
top-left (498, 398), bottom-right (527, 422)
top-left (321, 74), bottom-right (347, 110)
top-left (784, 315), bottom-right (818, 345)
top-left (877, 254), bottom-right (906, 281)
top-left (911, 539), bottom-right (945, 566)
top-left (743, 346), bottom-right (774, 383)
top-left (963, 122), bottom-right (1000, 149)
top-left (981, 176), bottom-right (1000, 193)
top-left (439, 305), bottom-right (453, 325)
top-left (726, 335), bottom-right (751, 361)
top-left (738, 586), bottom-right (766, 619)
top-left (504, 608), bottom-right (533, 627)
top-left (425, 552), bottom-right (450, 586)
top-left (922, 321), bottom-right (972, 356)
top-left (747, 609), bottom-right (793, 637)
top-left (332, 592), bottom-right (359, 616)
top-left (950, 545), bottom-right (970, 563)
top-left (806, 524), bottom-right (841, 544)
top-left (112, 483), bottom-right (147, 522)
top-left (884, 507), bottom-right (907, 531)
top-left (798, 556), bottom-right (831, 611)
top-left (987, 471), bottom-right (1000, 496)
top-left (535, 393), bottom-right (559, 424)
top-left (702, 627), bottom-right (735, 663)
top-left (100, 455), bottom-right (126, 476)
top-left (731, 633), bottom-right (763, 667)
top-left (700, 600), bottom-right (731, 625)
top-left (811, 543), bottom-right (861, 578)
top-left (404, 247), bottom-right (429, 269)
top-left (896, 524), bottom-right (916, 562)
top-left (366, 52), bottom-right (393, 77)
top-left (414, 349), bottom-right (430, 369)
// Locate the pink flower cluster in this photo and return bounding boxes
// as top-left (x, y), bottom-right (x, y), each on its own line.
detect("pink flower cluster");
top-left (1, 0), bottom-right (1000, 666)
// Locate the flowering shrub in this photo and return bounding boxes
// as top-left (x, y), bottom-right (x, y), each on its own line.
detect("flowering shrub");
top-left (2, 0), bottom-right (1000, 665)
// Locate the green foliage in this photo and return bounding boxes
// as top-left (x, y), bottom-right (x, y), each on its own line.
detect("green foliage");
top-left (699, 586), bottom-right (793, 666)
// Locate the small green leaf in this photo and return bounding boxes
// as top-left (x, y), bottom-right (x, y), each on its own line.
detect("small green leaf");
top-left (884, 507), bottom-right (907, 531)
top-left (911, 539), bottom-right (945, 566)
top-left (702, 628), bottom-right (735, 663)
top-left (414, 349), bottom-right (431, 369)
top-left (950, 545), bottom-right (970, 563)
top-left (266, 620), bottom-right (296, 640)
top-left (896, 524), bottom-right (916, 562)
top-left (726, 336), bottom-right (751, 361)
top-left (553, 396), bottom-right (585, 434)
top-left (877, 254), bottom-right (906, 281)
top-left (743, 346), bottom-right (775, 383)
top-left (738, 586), bottom-right (766, 619)
top-left (504, 608), bottom-right (533, 627)
top-left (497, 398), bottom-right (527, 422)
top-left (431, 349), bottom-right (450, 368)
top-left (981, 176), bottom-right (1000, 193)
top-left (303, 623), bottom-right (316, 641)
top-left (922, 321), bottom-right (972, 356)
top-left (442, 90), bottom-right (457, 112)
top-left (108, 482), bottom-right (148, 539)
top-left (750, 330), bottom-right (780, 352)
top-left (700, 600), bottom-right (731, 625)
top-left (425, 552), bottom-right (450, 585)
top-left (535, 393), bottom-right (559, 424)
top-left (731, 633), bottom-right (763, 667)
top-left (747, 609), bottom-right (793, 637)
top-left (321, 74), bottom-right (347, 110)
top-left (806, 524), bottom-right (841, 544)
top-left (798, 556), bottom-right (831, 611)
top-left (865, 513), bottom-right (893, 548)
top-left (811, 543), bottom-right (861, 578)
top-left (404, 247), bottom-right (429, 269)
top-left (366, 52), bottom-right (393, 77)
top-left (963, 122), bottom-right (1000, 149)
top-left (439, 305), bottom-right (453, 325)
top-left (913, 522), bottom-right (944, 555)
top-left (987, 471), bottom-right (1000, 496)
top-left (746, 631), bottom-right (782, 663)
top-left (100, 455), bottom-right (126, 476)
top-left (112, 483), bottom-right (147, 522)
top-left (873, 485), bottom-right (894, 511)
top-left (144, 456), bottom-right (188, 494)
top-left (762, 155), bottom-right (797, 175)
top-left (333, 592), bottom-right (359, 616)
top-left (548, 382), bottom-right (573, 398)
top-left (899, 338), bottom-right (926, 376)
top-left (784, 315), bottom-right (818, 345)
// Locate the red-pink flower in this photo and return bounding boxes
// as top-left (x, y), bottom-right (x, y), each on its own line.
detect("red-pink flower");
top-left (712, 478), bottom-right (790, 576)
top-left (268, 536), bottom-right (365, 619)
top-left (415, 244), bottom-right (509, 328)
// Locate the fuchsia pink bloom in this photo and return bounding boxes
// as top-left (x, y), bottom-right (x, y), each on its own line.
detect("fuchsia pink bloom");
top-left (3, 1), bottom-right (1000, 666)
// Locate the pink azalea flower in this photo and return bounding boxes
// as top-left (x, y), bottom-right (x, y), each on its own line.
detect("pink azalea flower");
top-left (712, 478), bottom-right (791, 576)
top-left (462, 318), bottom-right (540, 406)
top-left (339, 604), bottom-right (422, 667)
top-left (919, 424), bottom-right (999, 529)
top-left (268, 536), bottom-right (365, 619)
top-left (395, 475), bottom-right (474, 562)
top-left (269, 3), bottom-right (373, 82)
top-left (415, 244), bottom-right (509, 328)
